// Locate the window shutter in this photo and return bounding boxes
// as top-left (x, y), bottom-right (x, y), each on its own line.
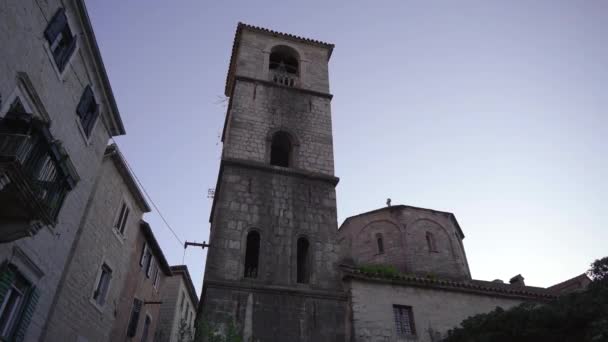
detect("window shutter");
top-left (0, 265), bottom-right (17, 305)
top-left (139, 243), bottom-right (147, 267)
top-left (13, 288), bottom-right (40, 342)
top-left (44, 8), bottom-right (67, 45)
top-left (77, 86), bottom-right (94, 120)
top-left (127, 299), bottom-right (143, 337)
top-left (57, 35), bottom-right (77, 72)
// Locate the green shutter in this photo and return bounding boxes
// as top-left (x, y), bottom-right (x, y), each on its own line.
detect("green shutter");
top-left (0, 265), bottom-right (16, 306)
top-left (13, 288), bottom-right (40, 342)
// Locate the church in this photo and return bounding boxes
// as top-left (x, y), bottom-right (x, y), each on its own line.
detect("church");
top-left (196, 23), bottom-right (582, 342)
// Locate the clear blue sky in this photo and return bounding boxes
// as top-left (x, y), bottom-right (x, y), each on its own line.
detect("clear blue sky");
top-left (86, 0), bottom-right (607, 295)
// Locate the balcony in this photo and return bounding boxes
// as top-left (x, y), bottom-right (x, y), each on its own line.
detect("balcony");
top-left (269, 61), bottom-right (298, 88)
top-left (0, 112), bottom-right (77, 242)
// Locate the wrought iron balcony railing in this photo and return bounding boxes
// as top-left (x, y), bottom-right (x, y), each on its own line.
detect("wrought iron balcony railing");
top-left (0, 112), bottom-right (78, 241)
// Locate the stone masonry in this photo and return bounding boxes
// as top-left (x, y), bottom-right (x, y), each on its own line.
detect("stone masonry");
top-left (198, 23), bottom-right (347, 341)
top-left (42, 145), bottom-right (151, 342)
top-left (0, 1), bottom-right (124, 340)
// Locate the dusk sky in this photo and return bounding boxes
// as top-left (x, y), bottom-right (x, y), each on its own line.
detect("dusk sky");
top-left (85, 0), bottom-right (607, 295)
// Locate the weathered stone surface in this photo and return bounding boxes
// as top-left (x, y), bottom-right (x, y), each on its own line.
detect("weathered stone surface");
top-left (338, 205), bottom-right (471, 281)
top-left (199, 24), bottom-right (346, 341)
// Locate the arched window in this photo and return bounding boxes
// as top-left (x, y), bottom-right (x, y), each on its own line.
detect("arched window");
top-left (296, 237), bottom-right (310, 284)
top-left (269, 45), bottom-right (299, 75)
top-left (376, 233), bottom-right (384, 254)
top-left (426, 231), bottom-right (437, 252)
top-left (269, 45), bottom-right (299, 87)
top-left (244, 231), bottom-right (260, 278)
top-left (270, 131), bottom-right (292, 167)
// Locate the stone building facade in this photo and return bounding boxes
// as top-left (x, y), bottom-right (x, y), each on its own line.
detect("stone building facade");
top-left (338, 206), bottom-right (556, 342)
top-left (109, 221), bottom-right (172, 342)
top-left (41, 144), bottom-right (151, 341)
top-left (156, 265), bottom-right (199, 342)
top-left (198, 23), bottom-right (347, 342)
top-left (196, 23), bottom-right (577, 342)
top-left (0, 0), bottom-right (125, 340)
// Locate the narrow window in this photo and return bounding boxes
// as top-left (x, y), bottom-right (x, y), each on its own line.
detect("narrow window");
top-left (92, 263), bottom-right (112, 306)
top-left (426, 232), bottom-right (437, 252)
top-left (140, 315), bottom-right (151, 342)
top-left (127, 298), bottom-right (143, 337)
top-left (270, 131), bottom-right (292, 167)
top-left (180, 293), bottom-right (185, 313)
top-left (114, 202), bottom-right (130, 235)
top-left (0, 271), bottom-right (30, 338)
top-left (44, 8), bottom-right (77, 72)
top-left (376, 233), bottom-right (384, 254)
top-left (153, 266), bottom-right (160, 290)
top-left (76, 86), bottom-right (99, 138)
top-left (393, 305), bottom-right (416, 337)
top-left (244, 231), bottom-right (260, 278)
top-left (297, 237), bottom-right (310, 284)
top-left (146, 257), bottom-right (155, 278)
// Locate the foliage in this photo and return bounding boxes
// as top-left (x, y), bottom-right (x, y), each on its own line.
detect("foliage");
top-left (177, 318), bottom-right (194, 342)
top-left (196, 319), bottom-right (242, 342)
top-left (358, 264), bottom-right (400, 278)
top-left (588, 256), bottom-right (608, 284)
top-left (443, 257), bottom-right (608, 342)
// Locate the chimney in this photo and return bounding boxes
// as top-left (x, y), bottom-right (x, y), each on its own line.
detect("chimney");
top-left (509, 274), bottom-right (525, 287)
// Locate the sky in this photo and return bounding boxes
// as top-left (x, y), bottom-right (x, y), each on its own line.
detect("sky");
top-left (85, 0), bottom-right (608, 295)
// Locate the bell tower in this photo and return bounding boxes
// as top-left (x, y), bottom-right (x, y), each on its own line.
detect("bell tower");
top-left (198, 23), bottom-right (346, 341)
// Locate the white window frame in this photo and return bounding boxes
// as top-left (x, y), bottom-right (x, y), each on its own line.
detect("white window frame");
top-left (42, 11), bottom-right (79, 82)
top-left (153, 265), bottom-right (160, 290)
top-left (112, 197), bottom-right (131, 242)
top-left (0, 284), bottom-right (25, 338)
top-left (90, 259), bottom-right (114, 311)
top-left (140, 313), bottom-right (152, 342)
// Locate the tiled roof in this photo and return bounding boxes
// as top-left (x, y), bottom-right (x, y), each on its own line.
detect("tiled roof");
top-left (343, 268), bottom-right (556, 300)
top-left (224, 22), bottom-right (335, 96)
top-left (548, 273), bottom-right (591, 294)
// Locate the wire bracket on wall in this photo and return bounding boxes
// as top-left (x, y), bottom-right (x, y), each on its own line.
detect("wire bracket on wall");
top-left (184, 241), bottom-right (210, 250)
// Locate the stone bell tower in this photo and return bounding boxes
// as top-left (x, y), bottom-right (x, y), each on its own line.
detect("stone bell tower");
top-left (197, 23), bottom-right (346, 341)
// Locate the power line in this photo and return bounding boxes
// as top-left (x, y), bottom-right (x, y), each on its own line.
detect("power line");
top-left (110, 138), bottom-right (184, 247)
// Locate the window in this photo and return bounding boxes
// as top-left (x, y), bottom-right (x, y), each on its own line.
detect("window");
top-left (244, 231), bottom-right (260, 278)
top-left (140, 243), bottom-right (152, 276)
top-left (127, 298), bottom-right (143, 337)
top-left (146, 257), bottom-right (155, 279)
top-left (140, 315), bottom-right (151, 342)
top-left (376, 233), bottom-right (384, 254)
top-left (296, 237), bottom-right (310, 284)
top-left (180, 292), bottom-right (185, 316)
top-left (426, 232), bottom-right (437, 252)
top-left (114, 202), bottom-right (130, 235)
top-left (0, 271), bottom-right (30, 339)
top-left (270, 131), bottom-right (292, 167)
top-left (393, 305), bottom-right (416, 337)
top-left (44, 8), bottom-right (77, 72)
top-left (153, 267), bottom-right (160, 290)
top-left (76, 86), bottom-right (99, 138)
top-left (269, 45), bottom-right (299, 86)
top-left (92, 263), bottom-right (112, 306)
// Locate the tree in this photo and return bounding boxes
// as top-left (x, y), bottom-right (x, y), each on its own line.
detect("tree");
top-left (443, 256), bottom-right (608, 342)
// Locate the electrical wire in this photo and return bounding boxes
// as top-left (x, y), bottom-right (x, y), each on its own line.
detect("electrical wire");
top-left (110, 138), bottom-right (184, 247)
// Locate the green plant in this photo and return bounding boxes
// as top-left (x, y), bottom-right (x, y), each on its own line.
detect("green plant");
top-left (358, 264), bottom-right (400, 278)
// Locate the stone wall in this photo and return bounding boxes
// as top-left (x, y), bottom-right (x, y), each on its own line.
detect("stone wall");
top-left (0, 1), bottom-right (122, 340)
top-left (109, 225), bottom-right (168, 342)
top-left (232, 29), bottom-right (332, 94)
top-left (42, 151), bottom-right (147, 342)
top-left (348, 279), bottom-right (525, 342)
top-left (338, 206), bottom-right (471, 280)
top-left (156, 275), bottom-right (197, 342)
top-left (223, 81), bottom-right (335, 175)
